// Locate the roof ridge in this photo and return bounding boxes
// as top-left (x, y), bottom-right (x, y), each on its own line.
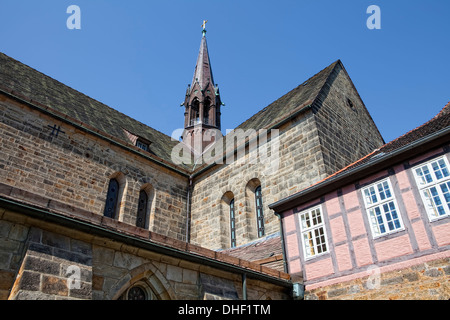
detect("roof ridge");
top-left (433, 101), bottom-right (450, 118)
top-left (380, 100), bottom-right (450, 150)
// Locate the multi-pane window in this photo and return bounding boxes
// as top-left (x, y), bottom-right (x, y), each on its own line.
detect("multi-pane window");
top-left (104, 178), bottom-right (119, 219)
top-left (230, 199), bottom-right (236, 248)
top-left (298, 206), bottom-right (328, 259)
top-left (413, 156), bottom-right (450, 221)
top-left (362, 179), bottom-right (403, 237)
top-left (255, 186), bottom-right (265, 238)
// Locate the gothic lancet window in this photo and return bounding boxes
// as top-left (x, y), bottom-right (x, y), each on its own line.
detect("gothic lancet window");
top-left (104, 178), bottom-right (119, 219)
top-left (203, 98), bottom-right (211, 125)
top-left (255, 186), bottom-right (265, 237)
top-left (230, 198), bottom-right (236, 248)
top-left (191, 99), bottom-right (200, 126)
top-left (136, 189), bottom-right (148, 228)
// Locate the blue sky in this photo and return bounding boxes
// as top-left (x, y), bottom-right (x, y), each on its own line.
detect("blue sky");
top-left (0, 0), bottom-right (449, 143)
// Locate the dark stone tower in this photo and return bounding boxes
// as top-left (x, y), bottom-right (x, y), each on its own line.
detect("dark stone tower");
top-left (182, 23), bottom-right (223, 156)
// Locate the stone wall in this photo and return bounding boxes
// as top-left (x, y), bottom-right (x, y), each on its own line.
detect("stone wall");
top-left (0, 203), bottom-right (291, 300)
top-left (0, 215), bottom-right (28, 299)
top-left (8, 227), bottom-right (92, 300)
top-left (189, 110), bottom-right (330, 250)
top-left (189, 65), bottom-right (385, 251)
top-left (305, 258), bottom-right (450, 300)
top-left (0, 94), bottom-right (188, 240)
top-left (313, 63), bottom-right (385, 175)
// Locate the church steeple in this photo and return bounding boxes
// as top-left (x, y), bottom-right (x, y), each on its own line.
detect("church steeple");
top-left (182, 22), bottom-right (223, 155)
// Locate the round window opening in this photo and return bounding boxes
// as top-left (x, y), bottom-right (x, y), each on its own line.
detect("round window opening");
top-left (127, 286), bottom-right (146, 300)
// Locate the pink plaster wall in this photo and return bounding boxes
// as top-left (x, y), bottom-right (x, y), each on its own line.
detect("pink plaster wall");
top-left (289, 258), bottom-right (302, 274)
top-left (334, 243), bottom-right (352, 272)
top-left (411, 220), bottom-right (432, 251)
top-left (342, 185), bottom-right (358, 210)
top-left (347, 209), bottom-right (366, 238)
top-left (375, 234), bottom-right (413, 261)
top-left (329, 216), bottom-right (346, 243)
top-left (304, 257), bottom-right (334, 280)
top-left (353, 237), bottom-right (373, 267)
top-left (433, 222), bottom-right (450, 246)
top-left (282, 149), bottom-right (450, 287)
top-left (286, 233), bottom-right (300, 259)
top-left (324, 192), bottom-right (340, 216)
top-left (283, 211), bottom-right (296, 234)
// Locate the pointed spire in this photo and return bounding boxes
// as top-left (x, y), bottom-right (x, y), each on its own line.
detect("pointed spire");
top-left (191, 22), bottom-right (214, 91)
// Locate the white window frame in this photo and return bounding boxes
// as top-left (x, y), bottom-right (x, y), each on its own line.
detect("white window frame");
top-left (412, 155), bottom-right (450, 221)
top-left (362, 178), bottom-right (404, 238)
top-left (298, 205), bottom-right (329, 260)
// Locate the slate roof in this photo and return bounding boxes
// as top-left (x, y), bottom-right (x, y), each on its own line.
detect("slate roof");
top-left (220, 233), bottom-right (285, 272)
top-left (270, 101), bottom-right (450, 212)
top-left (236, 60), bottom-right (340, 131)
top-left (191, 34), bottom-right (215, 90)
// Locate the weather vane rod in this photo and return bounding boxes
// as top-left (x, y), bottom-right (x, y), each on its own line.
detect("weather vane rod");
top-left (202, 20), bottom-right (208, 36)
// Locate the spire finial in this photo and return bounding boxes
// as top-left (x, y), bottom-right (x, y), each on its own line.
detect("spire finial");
top-left (201, 20), bottom-right (208, 36)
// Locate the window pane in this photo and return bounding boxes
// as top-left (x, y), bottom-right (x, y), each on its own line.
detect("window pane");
top-left (414, 157), bottom-right (450, 220)
top-left (303, 231), bottom-right (315, 257)
top-left (383, 181), bottom-right (392, 198)
top-left (440, 182), bottom-right (450, 209)
top-left (365, 187), bottom-right (378, 205)
top-left (301, 213), bottom-right (311, 229)
top-left (255, 186), bottom-right (265, 237)
top-left (230, 198), bottom-right (236, 247)
top-left (417, 165), bottom-right (433, 185)
top-left (433, 159), bottom-right (449, 180)
top-left (378, 183), bottom-right (386, 201)
top-left (299, 206), bottom-right (328, 259)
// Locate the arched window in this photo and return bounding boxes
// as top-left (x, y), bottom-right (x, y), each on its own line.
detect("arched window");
top-left (255, 186), bottom-right (265, 237)
top-left (136, 190), bottom-right (148, 228)
top-left (127, 286), bottom-right (147, 300)
top-left (190, 99), bottom-right (200, 125)
top-left (104, 178), bottom-right (119, 219)
top-left (230, 198), bottom-right (236, 248)
top-left (119, 281), bottom-right (157, 300)
top-left (203, 98), bottom-right (211, 125)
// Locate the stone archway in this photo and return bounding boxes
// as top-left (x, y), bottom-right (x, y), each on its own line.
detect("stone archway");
top-left (109, 262), bottom-right (175, 300)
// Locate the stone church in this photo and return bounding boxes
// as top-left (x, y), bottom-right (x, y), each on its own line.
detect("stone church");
top-left (0, 26), bottom-right (386, 300)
